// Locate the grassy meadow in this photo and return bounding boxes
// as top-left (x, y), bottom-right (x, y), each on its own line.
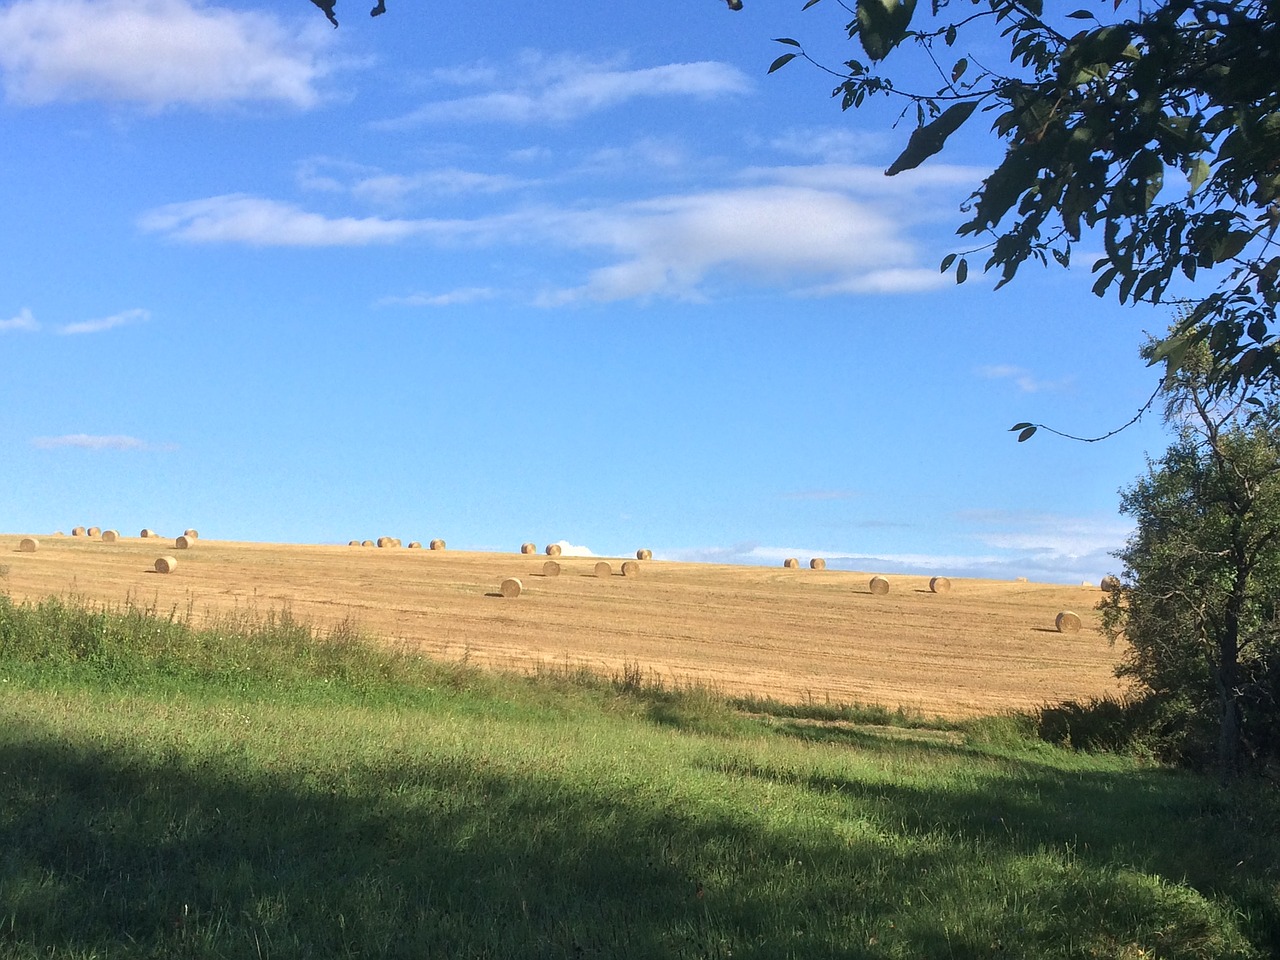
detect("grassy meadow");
top-left (2, 591), bottom-right (1279, 959)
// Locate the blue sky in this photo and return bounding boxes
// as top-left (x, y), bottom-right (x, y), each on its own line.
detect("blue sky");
top-left (1, 0), bottom-right (1174, 583)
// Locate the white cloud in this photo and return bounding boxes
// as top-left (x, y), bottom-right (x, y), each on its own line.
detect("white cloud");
top-left (376, 287), bottom-right (497, 308)
top-left (138, 195), bottom-right (442, 246)
top-left (977, 364), bottom-right (1074, 393)
top-left (297, 158), bottom-right (534, 207)
top-left (1, 307), bottom-right (39, 332)
top-left (58, 307), bottom-right (149, 335)
top-left (551, 540), bottom-right (595, 557)
top-left (380, 53), bottom-right (748, 127)
top-left (0, 0), bottom-right (332, 109)
top-left (31, 433), bottom-right (174, 451)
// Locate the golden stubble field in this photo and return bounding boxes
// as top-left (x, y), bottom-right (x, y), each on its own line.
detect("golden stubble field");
top-left (2, 533), bottom-right (1128, 719)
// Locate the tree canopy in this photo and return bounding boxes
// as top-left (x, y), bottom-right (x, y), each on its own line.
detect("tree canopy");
top-left (762, 1), bottom-right (1280, 394)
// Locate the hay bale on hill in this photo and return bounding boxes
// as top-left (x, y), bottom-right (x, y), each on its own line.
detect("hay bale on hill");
top-left (348, 540), bottom-right (361, 546)
top-left (545, 544), bottom-right (562, 557)
top-left (521, 542), bottom-right (537, 555)
top-left (869, 576), bottom-right (890, 595)
top-left (141, 529), bottom-right (157, 538)
top-left (636, 548), bottom-right (652, 561)
top-left (408, 541), bottom-right (422, 549)
top-left (362, 540), bottom-right (374, 547)
top-left (929, 576), bottom-right (951, 594)
top-left (621, 560), bottom-right (640, 577)
top-left (155, 556), bottom-right (177, 574)
top-left (175, 535), bottom-right (193, 550)
top-left (1056, 611), bottom-right (1083, 633)
top-left (184, 529), bottom-right (199, 539)
top-left (500, 577), bottom-right (523, 598)
top-left (377, 537), bottom-right (391, 548)
top-left (429, 539), bottom-right (446, 551)
top-left (783, 558), bottom-right (799, 569)
top-left (19, 538), bottom-right (38, 553)
top-left (87, 527), bottom-right (101, 538)
top-left (594, 561), bottom-right (612, 578)
top-left (1100, 575), bottom-right (1121, 591)
top-left (543, 560), bottom-right (561, 577)
top-left (810, 558), bottom-right (826, 570)
top-left (101, 530), bottom-right (119, 543)
top-left (72, 526), bottom-right (86, 537)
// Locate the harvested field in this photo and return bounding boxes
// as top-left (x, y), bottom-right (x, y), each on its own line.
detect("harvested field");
top-left (0, 534), bottom-right (1125, 718)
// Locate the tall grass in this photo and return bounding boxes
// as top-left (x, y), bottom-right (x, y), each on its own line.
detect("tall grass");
top-left (1, 592), bottom-right (1278, 959)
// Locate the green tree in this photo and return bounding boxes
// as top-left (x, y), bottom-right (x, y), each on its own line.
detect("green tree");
top-left (1101, 340), bottom-right (1280, 778)
top-left (767, 1), bottom-right (1280, 393)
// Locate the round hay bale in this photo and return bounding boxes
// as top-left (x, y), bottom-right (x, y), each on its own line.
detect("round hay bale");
top-left (1100, 574), bottom-right (1121, 591)
top-left (783, 558), bottom-right (799, 569)
top-left (929, 576), bottom-right (951, 594)
top-left (543, 560), bottom-right (561, 577)
top-left (54, 531), bottom-right (64, 537)
top-left (1056, 611), bottom-right (1083, 633)
top-left (545, 543), bottom-right (562, 557)
top-left (521, 542), bottom-right (537, 555)
top-left (184, 529), bottom-right (199, 539)
top-left (636, 548), bottom-right (652, 561)
top-left (87, 526), bottom-right (101, 538)
top-left (594, 561), bottom-right (612, 578)
top-left (869, 575), bottom-right (890, 595)
top-left (154, 556), bottom-right (177, 574)
top-left (377, 537), bottom-right (391, 548)
top-left (348, 540), bottom-right (361, 546)
top-left (429, 539), bottom-right (446, 551)
top-left (101, 530), bottom-right (119, 543)
top-left (174, 535), bottom-right (193, 550)
top-left (810, 558), bottom-right (826, 570)
top-left (362, 540), bottom-right (374, 547)
top-left (621, 560), bottom-right (640, 577)
top-left (140, 529), bottom-right (156, 538)
top-left (500, 577), bottom-right (523, 598)
top-left (408, 541), bottom-right (422, 549)
top-left (18, 537), bottom-right (38, 553)
top-left (72, 526), bottom-right (86, 537)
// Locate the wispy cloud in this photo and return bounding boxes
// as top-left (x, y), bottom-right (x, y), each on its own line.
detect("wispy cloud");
top-left (550, 540), bottom-right (595, 557)
top-left (58, 307), bottom-right (149, 335)
top-left (379, 53), bottom-right (748, 127)
top-left (977, 364), bottom-right (1074, 393)
top-left (298, 157), bottom-right (534, 207)
top-left (32, 433), bottom-right (175, 451)
top-left (376, 288), bottom-right (497, 308)
top-left (1, 307), bottom-right (39, 332)
top-left (0, 0), bottom-right (333, 109)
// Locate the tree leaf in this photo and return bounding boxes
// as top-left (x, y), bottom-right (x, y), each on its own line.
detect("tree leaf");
top-left (773, 37), bottom-right (802, 47)
top-left (1009, 422), bottom-right (1034, 431)
top-left (956, 257), bottom-right (969, 283)
top-left (1017, 426), bottom-right (1038, 442)
top-left (885, 99), bottom-right (978, 175)
top-left (940, 252), bottom-right (957, 271)
top-left (856, 0), bottom-right (918, 61)
top-left (768, 53), bottom-right (798, 74)
top-left (951, 57), bottom-right (968, 83)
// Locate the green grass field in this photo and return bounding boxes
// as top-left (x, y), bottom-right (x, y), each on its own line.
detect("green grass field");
top-left (1, 592), bottom-right (1278, 959)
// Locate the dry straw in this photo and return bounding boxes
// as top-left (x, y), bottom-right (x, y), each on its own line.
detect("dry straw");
top-left (1100, 575), bottom-right (1121, 591)
top-left (175, 535), bottom-right (193, 550)
top-left (154, 556), bottom-right (177, 574)
top-left (348, 540), bottom-right (361, 546)
top-left (408, 541), bottom-right (422, 549)
top-left (184, 529), bottom-right (199, 539)
top-left (810, 558), bottom-right (827, 570)
top-left (141, 529), bottom-right (157, 538)
top-left (543, 560), bottom-right (561, 577)
top-left (362, 540), bottom-right (374, 547)
top-left (594, 561), bottom-right (612, 578)
top-left (621, 560), bottom-right (640, 577)
top-left (430, 539), bottom-right (446, 551)
top-left (87, 527), bottom-right (101, 538)
top-left (783, 558), bottom-right (799, 569)
top-left (377, 537), bottom-right (392, 548)
top-left (72, 526), bottom-right (86, 537)
top-left (636, 548), bottom-right (652, 560)
top-left (545, 544), bottom-right (562, 557)
top-left (101, 530), bottom-right (119, 543)
top-left (521, 542), bottom-right (537, 555)
top-left (19, 538), bottom-right (38, 553)
top-left (929, 576), bottom-right (952, 594)
top-left (869, 576), bottom-right (890, 595)
top-left (1056, 611), bottom-right (1083, 633)
top-left (500, 577), bottom-right (523, 598)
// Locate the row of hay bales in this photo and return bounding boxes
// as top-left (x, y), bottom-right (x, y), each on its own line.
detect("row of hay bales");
top-left (348, 537), bottom-right (445, 549)
top-left (67, 526), bottom-right (197, 539)
top-left (497, 556), bottom-right (645, 597)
